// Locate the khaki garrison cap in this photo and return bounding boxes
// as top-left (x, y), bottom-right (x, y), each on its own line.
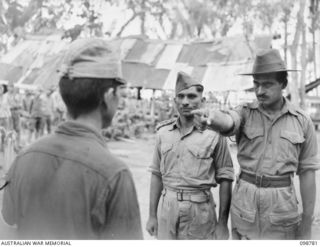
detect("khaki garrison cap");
top-left (175, 71), bottom-right (203, 94)
top-left (58, 38), bottom-right (126, 85)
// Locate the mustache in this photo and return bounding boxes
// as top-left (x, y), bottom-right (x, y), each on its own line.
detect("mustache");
top-left (257, 94), bottom-right (267, 98)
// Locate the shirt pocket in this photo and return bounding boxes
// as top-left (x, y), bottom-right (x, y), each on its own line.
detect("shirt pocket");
top-left (160, 143), bottom-right (173, 174)
top-left (277, 130), bottom-right (305, 163)
top-left (238, 125), bottom-right (264, 159)
top-left (183, 145), bottom-right (213, 178)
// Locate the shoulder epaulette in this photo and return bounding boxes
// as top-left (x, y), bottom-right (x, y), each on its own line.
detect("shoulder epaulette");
top-left (156, 118), bottom-right (176, 131)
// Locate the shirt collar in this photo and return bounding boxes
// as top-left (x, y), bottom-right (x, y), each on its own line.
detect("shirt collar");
top-left (169, 117), bottom-right (203, 133)
top-left (249, 97), bottom-right (299, 116)
top-left (55, 120), bottom-right (106, 147)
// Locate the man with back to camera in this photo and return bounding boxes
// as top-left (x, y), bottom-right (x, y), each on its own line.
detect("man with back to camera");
top-left (192, 49), bottom-right (320, 239)
top-left (1, 38), bottom-right (143, 240)
top-left (146, 71), bottom-right (234, 240)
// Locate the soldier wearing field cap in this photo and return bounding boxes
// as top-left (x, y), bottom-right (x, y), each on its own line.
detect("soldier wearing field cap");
top-left (192, 49), bottom-right (320, 239)
top-left (2, 38), bottom-right (143, 239)
top-left (146, 71), bottom-right (234, 240)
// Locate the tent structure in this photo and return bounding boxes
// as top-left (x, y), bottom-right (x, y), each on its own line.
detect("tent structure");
top-left (0, 34), bottom-right (272, 92)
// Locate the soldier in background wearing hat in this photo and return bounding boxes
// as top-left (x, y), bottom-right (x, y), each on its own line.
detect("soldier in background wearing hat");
top-left (192, 49), bottom-right (320, 239)
top-left (1, 38), bottom-right (143, 239)
top-left (146, 71), bottom-right (234, 240)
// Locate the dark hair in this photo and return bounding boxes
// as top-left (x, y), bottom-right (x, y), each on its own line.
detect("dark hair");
top-left (0, 84), bottom-right (8, 94)
top-left (59, 77), bottom-right (116, 119)
top-left (275, 71), bottom-right (288, 88)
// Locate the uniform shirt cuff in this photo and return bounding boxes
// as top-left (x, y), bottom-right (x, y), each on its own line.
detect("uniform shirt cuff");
top-left (215, 167), bottom-right (234, 183)
top-left (147, 166), bottom-right (162, 177)
top-left (297, 157), bottom-right (320, 175)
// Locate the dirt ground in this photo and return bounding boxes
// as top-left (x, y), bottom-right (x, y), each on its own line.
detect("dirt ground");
top-left (0, 132), bottom-right (319, 240)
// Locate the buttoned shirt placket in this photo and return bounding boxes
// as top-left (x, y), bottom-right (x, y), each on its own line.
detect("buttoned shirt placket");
top-left (254, 106), bottom-right (291, 238)
top-left (173, 121), bottom-right (203, 189)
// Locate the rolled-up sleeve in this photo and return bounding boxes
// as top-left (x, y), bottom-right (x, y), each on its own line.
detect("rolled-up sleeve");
top-left (148, 134), bottom-right (162, 177)
top-left (297, 116), bottom-right (320, 175)
top-left (213, 135), bottom-right (234, 183)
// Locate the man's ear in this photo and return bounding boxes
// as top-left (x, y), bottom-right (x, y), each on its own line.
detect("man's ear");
top-left (201, 97), bottom-right (206, 103)
top-left (173, 97), bottom-right (177, 104)
top-left (282, 81), bottom-right (287, 90)
top-left (103, 88), bottom-right (115, 104)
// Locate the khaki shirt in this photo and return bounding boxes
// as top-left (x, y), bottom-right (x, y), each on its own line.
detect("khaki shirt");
top-left (226, 98), bottom-right (320, 176)
top-left (2, 121), bottom-right (143, 239)
top-left (149, 118), bottom-right (234, 191)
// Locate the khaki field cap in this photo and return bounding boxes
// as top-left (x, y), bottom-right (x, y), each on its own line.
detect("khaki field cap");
top-left (58, 38), bottom-right (126, 84)
top-left (175, 71), bottom-right (203, 94)
top-left (240, 49), bottom-right (298, 75)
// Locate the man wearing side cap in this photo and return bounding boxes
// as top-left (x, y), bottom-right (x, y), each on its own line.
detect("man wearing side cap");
top-left (1, 38), bottom-right (143, 239)
top-left (146, 72), bottom-right (234, 240)
top-left (192, 49), bottom-right (320, 239)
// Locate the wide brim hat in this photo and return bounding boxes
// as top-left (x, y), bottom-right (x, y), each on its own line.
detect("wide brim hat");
top-left (239, 49), bottom-right (299, 76)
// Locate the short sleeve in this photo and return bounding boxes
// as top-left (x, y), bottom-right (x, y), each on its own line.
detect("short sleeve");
top-left (297, 116), bottom-right (320, 174)
top-left (213, 135), bottom-right (234, 183)
top-left (148, 133), bottom-right (162, 177)
top-left (220, 106), bottom-right (243, 137)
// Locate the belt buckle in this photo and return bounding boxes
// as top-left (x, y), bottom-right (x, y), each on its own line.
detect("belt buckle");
top-left (177, 191), bottom-right (183, 201)
top-left (255, 175), bottom-right (264, 187)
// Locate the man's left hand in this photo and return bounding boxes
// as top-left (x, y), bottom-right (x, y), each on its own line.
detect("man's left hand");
top-left (214, 222), bottom-right (229, 240)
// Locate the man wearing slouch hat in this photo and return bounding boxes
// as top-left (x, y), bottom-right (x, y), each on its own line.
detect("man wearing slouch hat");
top-left (192, 49), bottom-right (320, 239)
top-left (146, 71), bottom-right (234, 240)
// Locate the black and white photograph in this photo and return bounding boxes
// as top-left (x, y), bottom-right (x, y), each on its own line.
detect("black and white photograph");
top-left (0, 0), bottom-right (319, 243)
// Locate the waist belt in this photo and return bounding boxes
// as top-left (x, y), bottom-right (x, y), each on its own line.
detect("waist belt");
top-left (163, 188), bottom-right (210, 203)
top-left (240, 172), bottom-right (291, 188)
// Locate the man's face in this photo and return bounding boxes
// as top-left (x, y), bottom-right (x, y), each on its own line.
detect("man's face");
top-left (174, 86), bottom-right (204, 118)
top-left (101, 86), bottom-right (121, 128)
top-left (253, 73), bottom-right (284, 109)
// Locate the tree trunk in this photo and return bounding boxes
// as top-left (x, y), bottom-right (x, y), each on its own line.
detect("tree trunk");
top-left (140, 0), bottom-right (146, 35)
top-left (289, 0), bottom-right (306, 107)
top-left (116, 13), bottom-right (138, 37)
top-left (312, 30), bottom-right (317, 78)
top-left (300, 17), bottom-right (307, 109)
top-left (284, 16), bottom-right (288, 64)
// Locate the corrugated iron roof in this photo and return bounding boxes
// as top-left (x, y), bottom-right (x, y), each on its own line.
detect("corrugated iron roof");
top-left (145, 68), bottom-right (170, 90)
top-left (1, 34), bottom-right (272, 91)
top-left (0, 63), bottom-right (23, 83)
top-left (155, 43), bottom-right (183, 69)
